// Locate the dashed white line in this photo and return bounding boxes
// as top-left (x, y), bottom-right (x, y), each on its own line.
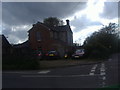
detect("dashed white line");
top-left (21, 74), bottom-right (100, 78)
top-left (3, 72), bottom-right (23, 74)
top-left (100, 63), bottom-right (106, 76)
top-left (100, 72), bottom-right (106, 76)
top-left (92, 64), bottom-right (97, 70)
top-left (38, 70), bottom-right (50, 74)
top-left (100, 69), bottom-right (105, 72)
top-left (100, 63), bottom-right (106, 87)
top-left (3, 70), bottom-right (51, 74)
top-left (89, 73), bottom-right (94, 76)
top-left (102, 82), bottom-right (105, 87)
top-left (108, 58), bottom-right (112, 61)
top-left (91, 69), bottom-right (95, 72)
top-left (102, 76), bottom-right (106, 80)
top-left (89, 64), bottom-right (98, 76)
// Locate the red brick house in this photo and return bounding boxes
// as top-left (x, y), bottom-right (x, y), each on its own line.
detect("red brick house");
top-left (28, 20), bottom-right (73, 57)
top-left (1, 35), bottom-right (12, 56)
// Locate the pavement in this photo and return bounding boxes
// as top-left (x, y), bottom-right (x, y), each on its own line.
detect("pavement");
top-left (2, 54), bottom-right (119, 89)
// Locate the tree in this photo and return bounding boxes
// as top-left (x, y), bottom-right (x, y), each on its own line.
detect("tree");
top-left (43, 17), bottom-right (63, 28)
top-left (83, 23), bottom-right (119, 58)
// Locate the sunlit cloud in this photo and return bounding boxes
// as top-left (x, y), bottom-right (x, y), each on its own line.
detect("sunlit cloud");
top-left (69, 0), bottom-right (118, 45)
top-left (11, 25), bottom-right (31, 32)
top-left (85, 0), bottom-right (105, 21)
top-left (71, 25), bottom-right (76, 31)
top-left (18, 40), bottom-right (24, 44)
top-left (0, 22), bottom-right (1, 34)
top-left (68, 0), bottom-right (106, 22)
top-left (73, 25), bottom-right (102, 44)
top-left (99, 18), bottom-right (118, 26)
top-left (7, 34), bottom-right (28, 44)
top-left (2, 23), bottom-right (31, 44)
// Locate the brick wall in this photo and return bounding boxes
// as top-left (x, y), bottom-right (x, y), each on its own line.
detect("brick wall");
top-left (28, 23), bottom-right (73, 57)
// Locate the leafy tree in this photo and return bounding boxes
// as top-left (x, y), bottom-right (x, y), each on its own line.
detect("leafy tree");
top-left (83, 23), bottom-right (119, 58)
top-left (43, 17), bottom-right (63, 28)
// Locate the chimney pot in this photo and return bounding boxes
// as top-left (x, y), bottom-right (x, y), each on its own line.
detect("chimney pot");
top-left (66, 19), bottom-right (70, 26)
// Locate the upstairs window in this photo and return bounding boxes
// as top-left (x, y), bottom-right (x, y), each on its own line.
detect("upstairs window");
top-left (36, 31), bottom-right (41, 41)
top-left (50, 31), bottom-right (53, 38)
top-left (54, 32), bottom-right (58, 39)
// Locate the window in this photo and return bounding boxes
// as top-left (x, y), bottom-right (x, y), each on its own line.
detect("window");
top-left (36, 31), bottom-right (41, 41)
top-left (50, 31), bottom-right (53, 38)
top-left (61, 32), bottom-right (66, 42)
top-left (54, 32), bottom-right (58, 39)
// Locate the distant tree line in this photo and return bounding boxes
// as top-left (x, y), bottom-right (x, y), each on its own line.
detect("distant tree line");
top-left (83, 23), bottom-right (120, 58)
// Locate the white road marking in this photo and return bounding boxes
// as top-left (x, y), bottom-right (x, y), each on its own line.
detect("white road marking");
top-left (100, 69), bottom-right (105, 72)
top-left (100, 63), bottom-right (106, 87)
top-left (100, 72), bottom-right (106, 75)
top-left (3, 72), bottom-right (22, 74)
top-left (91, 69), bottom-right (95, 72)
top-left (38, 70), bottom-right (50, 74)
top-left (89, 64), bottom-right (98, 76)
top-left (89, 73), bottom-right (94, 76)
top-left (108, 58), bottom-right (112, 61)
top-left (102, 76), bottom-right (106, 80)
top-left (3, 70), bottom-right (51, 74)
top-left (100, 63), bottom-right (106, 76)
top-left (21, 74), bottom-right (100, 78)
top-left (92, 64), bottom-right (97, 70)
top-left (102, 82), bottom-right (105, 87)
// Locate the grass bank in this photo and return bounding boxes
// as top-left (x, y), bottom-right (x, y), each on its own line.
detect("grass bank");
top-left (39, 59), bottom-right (104, 69)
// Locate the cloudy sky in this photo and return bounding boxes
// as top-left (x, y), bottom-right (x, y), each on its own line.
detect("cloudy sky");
top-left (1, 0), bottom-right (119, 45)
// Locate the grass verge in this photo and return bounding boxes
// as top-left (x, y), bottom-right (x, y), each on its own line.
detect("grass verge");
top-left (39, 58), bottom-right (104, 69)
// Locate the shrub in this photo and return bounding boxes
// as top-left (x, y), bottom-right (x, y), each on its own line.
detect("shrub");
top-left (2, 55), bottom-right (39, 70)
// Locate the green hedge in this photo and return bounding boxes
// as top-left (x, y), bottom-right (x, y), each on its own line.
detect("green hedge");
top-left (2, 55), bottom-right (39, 70)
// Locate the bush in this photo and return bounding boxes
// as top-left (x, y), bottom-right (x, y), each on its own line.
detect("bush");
top-left (2, 55), bottom-right (39, 70)
top-left (83, 23), bottom-right (119, 59)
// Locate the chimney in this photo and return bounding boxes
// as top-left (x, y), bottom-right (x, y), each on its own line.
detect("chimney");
top-left (66, 19), bottom-right (70, 26)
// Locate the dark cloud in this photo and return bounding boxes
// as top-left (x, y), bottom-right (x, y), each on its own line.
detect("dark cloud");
top-left (2, 2), bottom-right (86, 26)
top-left (2, 2), bottom-right (86, 44)
top-left (100, 2), bottom-right (118, 19)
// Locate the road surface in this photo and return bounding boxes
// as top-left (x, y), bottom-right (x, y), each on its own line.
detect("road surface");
top-left (2, 54), bottom-right (119, 89)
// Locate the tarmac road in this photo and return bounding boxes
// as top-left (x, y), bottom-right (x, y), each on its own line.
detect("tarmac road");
top-left (2, 54), bottom-right (119, 89)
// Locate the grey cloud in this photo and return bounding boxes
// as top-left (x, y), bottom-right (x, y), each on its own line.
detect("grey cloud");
top-left (100, 2), bottom-right (118, 19)
top-left (2, 2), bottom-right (86, 44)
top-left (70, 15), bottom-right (102, 32)
top-left (0, 3), bottom-right (2, 25)
top-left (118, 2), bottom-right (120, 18)
top-left (2, 23), bottom-right (29, 43)
top-left (2, 2), bottom-right (86, 26)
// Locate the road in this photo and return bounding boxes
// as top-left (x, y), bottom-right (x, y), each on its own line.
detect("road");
top-left (2, 54), bottom-right (119, 89)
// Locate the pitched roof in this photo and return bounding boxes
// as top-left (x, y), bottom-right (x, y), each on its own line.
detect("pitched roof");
top-left (28, 21), bottom-right (73, 33)
top-left (28, 22), bottom-right (50, 32)
top-left (1, 35), bottom-right (11, 47)
top-left (53, 25), bottom-right (72, 33)
top-left (13, 40), bottom-right (29, 48)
